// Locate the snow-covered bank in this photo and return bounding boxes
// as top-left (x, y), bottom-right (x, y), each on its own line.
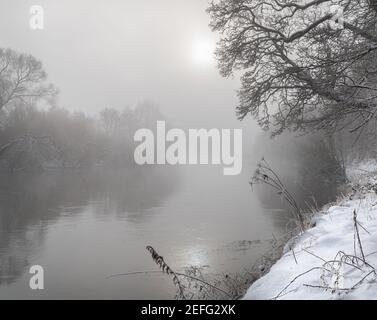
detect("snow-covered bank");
top-left (244, 162), bottom-right (377, 300)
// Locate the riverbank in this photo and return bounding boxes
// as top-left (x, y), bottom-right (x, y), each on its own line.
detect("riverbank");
top-left (244, 161), bottom-right (377, 300)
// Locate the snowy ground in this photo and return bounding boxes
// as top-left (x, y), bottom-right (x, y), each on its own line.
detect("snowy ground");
top-left (244, 161), bottom-right (377, 300)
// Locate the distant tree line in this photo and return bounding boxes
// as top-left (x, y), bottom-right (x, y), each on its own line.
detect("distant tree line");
top-left (0, 48), bottom-right (164, 172)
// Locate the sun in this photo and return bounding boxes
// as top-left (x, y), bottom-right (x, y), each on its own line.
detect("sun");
top-left (190, 38), bottom-right (216, 66)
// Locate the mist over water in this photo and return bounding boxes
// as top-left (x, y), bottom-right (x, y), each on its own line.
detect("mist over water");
top-left (0, 132), bottom-right (339, 299)
top-left (0, 1), bottom-right (342, 299)
top-left (0, 157), bottom-right (280, 298)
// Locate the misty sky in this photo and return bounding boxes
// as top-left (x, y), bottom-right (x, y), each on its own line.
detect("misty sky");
top-left (0, 0), bottom-right (260, 138)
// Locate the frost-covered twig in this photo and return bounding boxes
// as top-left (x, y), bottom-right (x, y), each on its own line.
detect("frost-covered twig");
top-left (250, 158), bottom-right (305, 230)
top-left (353, 209), bottom-right (366, 262)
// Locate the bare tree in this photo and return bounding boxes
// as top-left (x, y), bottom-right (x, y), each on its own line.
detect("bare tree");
top-left (100, 108), bottom-right (120, 135)
top-left (0, 48), bottom-right (56, 112)
top-left (208, 0), bottom-right (377, 135)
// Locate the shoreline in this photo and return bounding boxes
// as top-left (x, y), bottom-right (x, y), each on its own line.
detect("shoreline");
top-left (243, 161), bottom-right (377, 300)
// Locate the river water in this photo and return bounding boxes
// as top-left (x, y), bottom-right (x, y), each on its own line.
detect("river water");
top-left (0, 164), bottom-right (297, 299)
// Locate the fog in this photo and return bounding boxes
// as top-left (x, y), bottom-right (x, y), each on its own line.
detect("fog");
top-left (0, 0), bottom-right (260, 134)
top-left (0, 1), bottom-right (344, 299)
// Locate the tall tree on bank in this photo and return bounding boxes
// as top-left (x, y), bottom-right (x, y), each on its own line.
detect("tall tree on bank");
top-left (0, 48), bottom-right (56, 112)
top-left (208, 0), bottom-right (377, 135)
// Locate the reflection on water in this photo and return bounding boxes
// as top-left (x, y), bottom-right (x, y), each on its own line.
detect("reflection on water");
top-left (0, 165), bottom-right (299, 299)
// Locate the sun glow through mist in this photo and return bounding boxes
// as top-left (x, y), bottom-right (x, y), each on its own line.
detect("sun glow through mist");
top-left (190, 38), bottom-right (216, 66)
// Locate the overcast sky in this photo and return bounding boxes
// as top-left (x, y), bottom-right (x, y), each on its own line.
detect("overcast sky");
top-left (0, 0), bottom-right (260, 138)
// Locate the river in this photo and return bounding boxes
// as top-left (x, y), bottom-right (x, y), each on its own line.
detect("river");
top-left (0, 163), bottom-right (310, 299)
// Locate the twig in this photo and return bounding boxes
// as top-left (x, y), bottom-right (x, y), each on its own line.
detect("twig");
top-left (292, 248), bottom-right (298, 265)
top-left (273, 267), bottom-right (326, 300)
top-left (107, 270), bottom-right (233, 299)
top-left (303, 284), bottom-right (350, 291)
top-left (350, 270), bottom-right (376, 289)
top-left (353, 209), bottom-right (366, 262)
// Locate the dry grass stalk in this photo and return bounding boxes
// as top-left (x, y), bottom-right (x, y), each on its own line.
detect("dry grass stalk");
top-left (353, 209), bottom-right (366, 262)
top-left (250, 157), bottom-right (305, 231)
top-left (145, 245), bottom-right (185, 299)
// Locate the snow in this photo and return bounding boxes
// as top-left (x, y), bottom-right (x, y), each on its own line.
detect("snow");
top-left (243, 162), bottom-right (377, 300)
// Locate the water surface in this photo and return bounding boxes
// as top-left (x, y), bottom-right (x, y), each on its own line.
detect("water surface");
top-left (0, 165), bottom-right (291, 299)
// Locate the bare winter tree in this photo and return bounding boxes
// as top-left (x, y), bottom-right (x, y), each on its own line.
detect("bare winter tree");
top-left (208, 0), bottom-right (377, 135)
top-left (0, 48), bottom-right (56, 170)
top-left (0, 48), bottom-right (56, 112)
